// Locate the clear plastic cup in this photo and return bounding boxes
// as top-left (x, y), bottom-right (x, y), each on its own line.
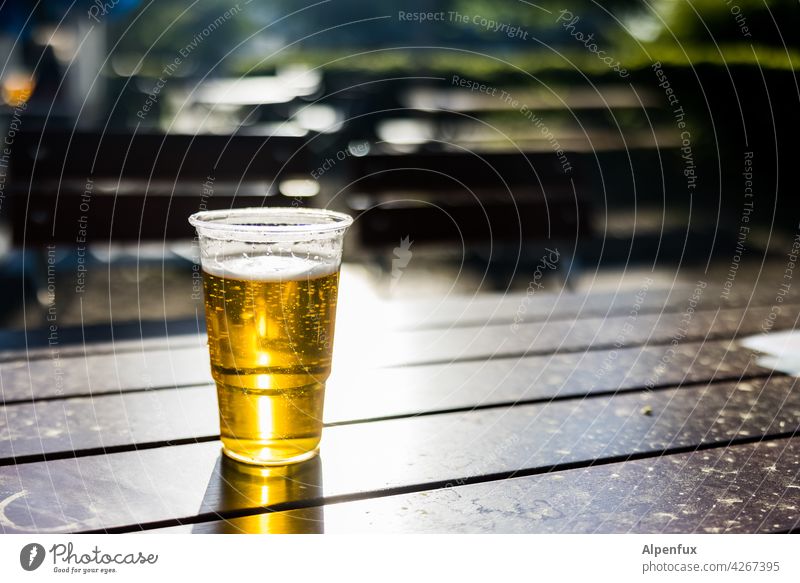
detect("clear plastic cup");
top-left (189, 207), bottom-right (353, 465)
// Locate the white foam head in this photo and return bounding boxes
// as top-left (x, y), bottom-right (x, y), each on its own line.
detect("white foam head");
top-left (202, 254), bottom-right (338, 281)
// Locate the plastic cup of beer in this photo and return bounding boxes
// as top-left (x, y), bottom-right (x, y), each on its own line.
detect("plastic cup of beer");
top-left (189, 207), bottom-right (353, 466)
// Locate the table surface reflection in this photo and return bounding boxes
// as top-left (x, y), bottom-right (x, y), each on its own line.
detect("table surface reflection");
top-left (1, 284), bottom-right (799, 533)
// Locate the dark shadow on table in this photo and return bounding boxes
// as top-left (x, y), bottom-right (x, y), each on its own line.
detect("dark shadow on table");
top-left (193, 454), bottom-right (324, 533)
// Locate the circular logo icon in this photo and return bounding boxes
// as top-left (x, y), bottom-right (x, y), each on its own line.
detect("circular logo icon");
top-left (20, 543), bottom-right (46, 571)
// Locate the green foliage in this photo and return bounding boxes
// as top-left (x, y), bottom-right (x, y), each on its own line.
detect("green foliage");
top-left (108, 0), bottom-right (261, 70)
top-left (107, 0), bottom-right (799, 79)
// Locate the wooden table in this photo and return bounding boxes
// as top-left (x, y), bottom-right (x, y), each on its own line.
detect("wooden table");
top-left (1, 283), bottom-right (799, 533)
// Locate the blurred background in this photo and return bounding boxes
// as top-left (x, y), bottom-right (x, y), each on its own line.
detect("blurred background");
top-left (0, 0), bottom-right (798, 345)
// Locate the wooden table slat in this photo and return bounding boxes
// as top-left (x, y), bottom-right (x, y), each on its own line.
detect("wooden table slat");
top-left (1, 375), bottom-right (797, 533)
top-left (2, 302), bottom-right (795, 404)
top-left (0, 340), bottom-right (772, 460)
top-left (0, 280), bottom-right (794, 365)
top-left (382, 282), bottom-right (800, 331)
top-left (369, 304), bottom-right (799, 368)
top-left (151, 437), bottom-right (800, 534)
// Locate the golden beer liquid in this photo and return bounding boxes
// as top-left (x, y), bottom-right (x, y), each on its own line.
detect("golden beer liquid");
top-left (202, 259), bottom-right (339, 465)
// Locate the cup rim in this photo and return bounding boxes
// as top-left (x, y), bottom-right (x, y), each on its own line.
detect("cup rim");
top-left (188, 207), bottom-right (354, 237)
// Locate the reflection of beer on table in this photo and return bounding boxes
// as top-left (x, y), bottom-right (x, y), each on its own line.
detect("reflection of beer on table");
top-left (202, 255), bottom-right (340, 465)
top-left (202, 456), bottom-right (324, 533)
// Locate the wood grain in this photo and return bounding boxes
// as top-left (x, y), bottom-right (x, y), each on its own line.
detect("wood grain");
top-left (2, 300), bottom-right (794, 403)
top-left (0, 340), bottom-right (772, 459)
top-left (1, 375), bottom-right (797, 533)
top-left (158, 437), bottom-right (800, 534)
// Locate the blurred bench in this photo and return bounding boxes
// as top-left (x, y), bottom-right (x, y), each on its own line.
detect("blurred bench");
top-left (8, 131), bottom-right (313, 245)
top-left (346, 149), bottom-right (589, 249)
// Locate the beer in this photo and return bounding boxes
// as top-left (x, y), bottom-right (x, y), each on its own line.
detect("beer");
top-left (202, 255), bottom-right (340, 465)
